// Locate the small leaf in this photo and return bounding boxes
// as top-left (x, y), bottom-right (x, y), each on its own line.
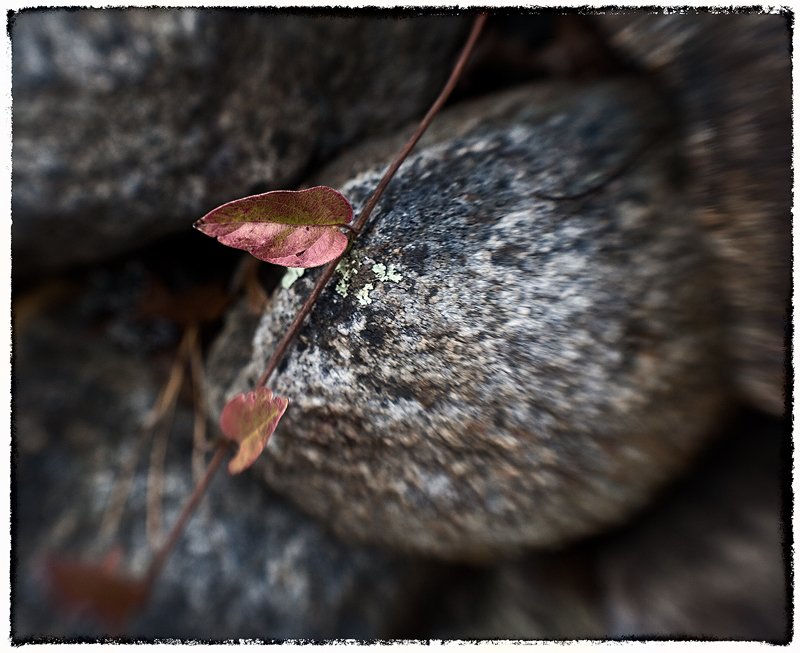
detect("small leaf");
top-left (44, 551), bottom-right (149, 628)
top-left (220, 388), bottom-right (289, 474)
top-left (194, 186), bottom-right (354, 268)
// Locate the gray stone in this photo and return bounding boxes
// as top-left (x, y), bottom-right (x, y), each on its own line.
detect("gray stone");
top-left (593, 12), bottom-right (791, 416)
top-left (12, 270), bottom-right (430, 640)
top-left (206, 79), bottom-right (728, 560)
top-left (428, 551), bottom-right (604, 639)
top-left (11, 9), bottom-right (469, 276)
top-left (597, 409), bottom-right (788, 640)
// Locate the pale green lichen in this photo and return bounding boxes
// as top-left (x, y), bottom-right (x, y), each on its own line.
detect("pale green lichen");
top-left (336, 257), bottom-right (401, 302)
top-left (335, 277), bottom-right (349, 298)
top-left (386, 264), bottom-right (402, 282)
top-left (372, 263), bottom-right (387, 281)
top-left (281, 267), bottom-right (305, 289)
top-left (336, 259), bottom-right (358, 297)
top-left (372, 262), bottom-right (403, 283)
top-left (336, 260), bottom-right (352, 281)
top-left (356, 283), bottom-right (374, 306)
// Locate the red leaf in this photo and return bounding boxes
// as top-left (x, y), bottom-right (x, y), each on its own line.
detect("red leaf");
top-left (220, 388), bottom-right (288, 474)
top-left (194, 186), bottom-right (353, 267)
top-left (44, 551), bottom-right (149, 629)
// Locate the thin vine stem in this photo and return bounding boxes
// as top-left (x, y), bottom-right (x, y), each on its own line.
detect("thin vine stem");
top-left (142, 10), bottom-right (487, 599)
top-left (46, 17), bottom-right (491, 627)
top-left (143, 441), bottom-right (231, 592)
top-left (256, 12), bottom-right (488, 389)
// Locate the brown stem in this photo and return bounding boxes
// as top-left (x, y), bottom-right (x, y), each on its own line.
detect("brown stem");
top-left (47, 16), bottom-right (490, 626)
top-left (256, 12), bottom-right (488, 389)
top-left (189, 321), bottom-right (210, 485)
top-left (99, 328), bottom-right (192, 545)
top-left (146, 324), bottom-right (197, 550)
top-left (352, 13), bottom-right (487, 233)
top-left (143, 441), bottom-right (231, 592)
top-left (257, 260), bottom-right (339, 387)
top-left (145, 393), bottom-right (178, 550)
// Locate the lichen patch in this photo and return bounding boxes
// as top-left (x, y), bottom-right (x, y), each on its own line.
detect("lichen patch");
top-left (280, 267), bottom-right (305, 289)
top-left (356, 283), bottom-right (374, 306)
top-left (372, 262), bottom-right (403, 283)
top-left (386, 264), bottom-right (402, 282)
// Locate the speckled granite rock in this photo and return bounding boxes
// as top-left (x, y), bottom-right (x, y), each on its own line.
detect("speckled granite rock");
top-left (11, 9), bottom-right (469, 276)
top-left (597, 409), bottom-right (788, 641)
top-left (12, 269), bottom-right (430, 640)
top-left (593, 12), bottom-right (791, 416)
top-left (206, 79), bottom-right (728, 560)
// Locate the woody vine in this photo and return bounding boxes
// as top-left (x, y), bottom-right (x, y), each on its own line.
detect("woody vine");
top-left (46, 13), bottom-right (488, 628)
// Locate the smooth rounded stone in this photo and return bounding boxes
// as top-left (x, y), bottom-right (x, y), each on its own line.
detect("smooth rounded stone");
top-left (206, 79), bottom-right (728, 560)
top-left (11, 10), bottom-right (469, 276)
top-left (593, 13), bottom-right (791, 416)
top-left (597, 409), bottom-right (787, 641)
top-left (13, 271), bottom-right (430, 640)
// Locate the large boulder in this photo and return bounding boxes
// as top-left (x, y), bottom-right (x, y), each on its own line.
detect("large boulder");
top-left (206, 78), bottom-right (729, 560)
top-left (11, 9), bottom-right (469, 276)
top-left (593, 12), bottom-right (791, 416)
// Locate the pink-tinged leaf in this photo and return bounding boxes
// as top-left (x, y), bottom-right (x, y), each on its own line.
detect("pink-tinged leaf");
top-left (194, 186), bottom-right (353, 267)
top-left (44, 551), bottom-right (149, 628)
top-left (220, 388), bottom-right (289, 474)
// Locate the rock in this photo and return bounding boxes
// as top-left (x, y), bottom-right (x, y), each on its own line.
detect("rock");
top-left (206, 79), bottom-right (728, 560)
top-left (593, 13), bottom-right (791, 416)
top-left (12, 268), bottom-right (431, 640)
top-left (597, 409), bottom-right (788, 641)
top-left (424, 551), bottom-right (604, 639)
top-left (11, 9), bottom-right (470, 276)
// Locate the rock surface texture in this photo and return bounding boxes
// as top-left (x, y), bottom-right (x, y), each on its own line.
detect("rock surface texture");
top-left (597, 409), bottom-right (787, 640)
top-left (594, 13), bottom-right (791, 416)
top-left (428, 550), bottom-right (604, 639)
top-left (11, 10), bottom-right (469, 276)
top-left (207, 79), bottom-right (728, 559)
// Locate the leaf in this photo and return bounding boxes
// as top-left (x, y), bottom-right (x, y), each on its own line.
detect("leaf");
top-left (220, 388), bottom-right (289, 474)
top-left (194, 186), bottom-right (354, 268)
top-left (44, 550), bottom-right (149, 628)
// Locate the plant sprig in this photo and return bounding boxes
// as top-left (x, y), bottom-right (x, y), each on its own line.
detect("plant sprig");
top-left (256, 12), bottom-right (488, 390)
top-left (46, 12), bottom-right (488, 629)
top-left (198, 12), bottom-right (487, 467)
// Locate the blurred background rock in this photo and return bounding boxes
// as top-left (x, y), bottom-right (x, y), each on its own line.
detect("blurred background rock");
top-left (12, 10), bottom-right (471, 275)
top-left (11, 9), bottom-right (790, 642)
